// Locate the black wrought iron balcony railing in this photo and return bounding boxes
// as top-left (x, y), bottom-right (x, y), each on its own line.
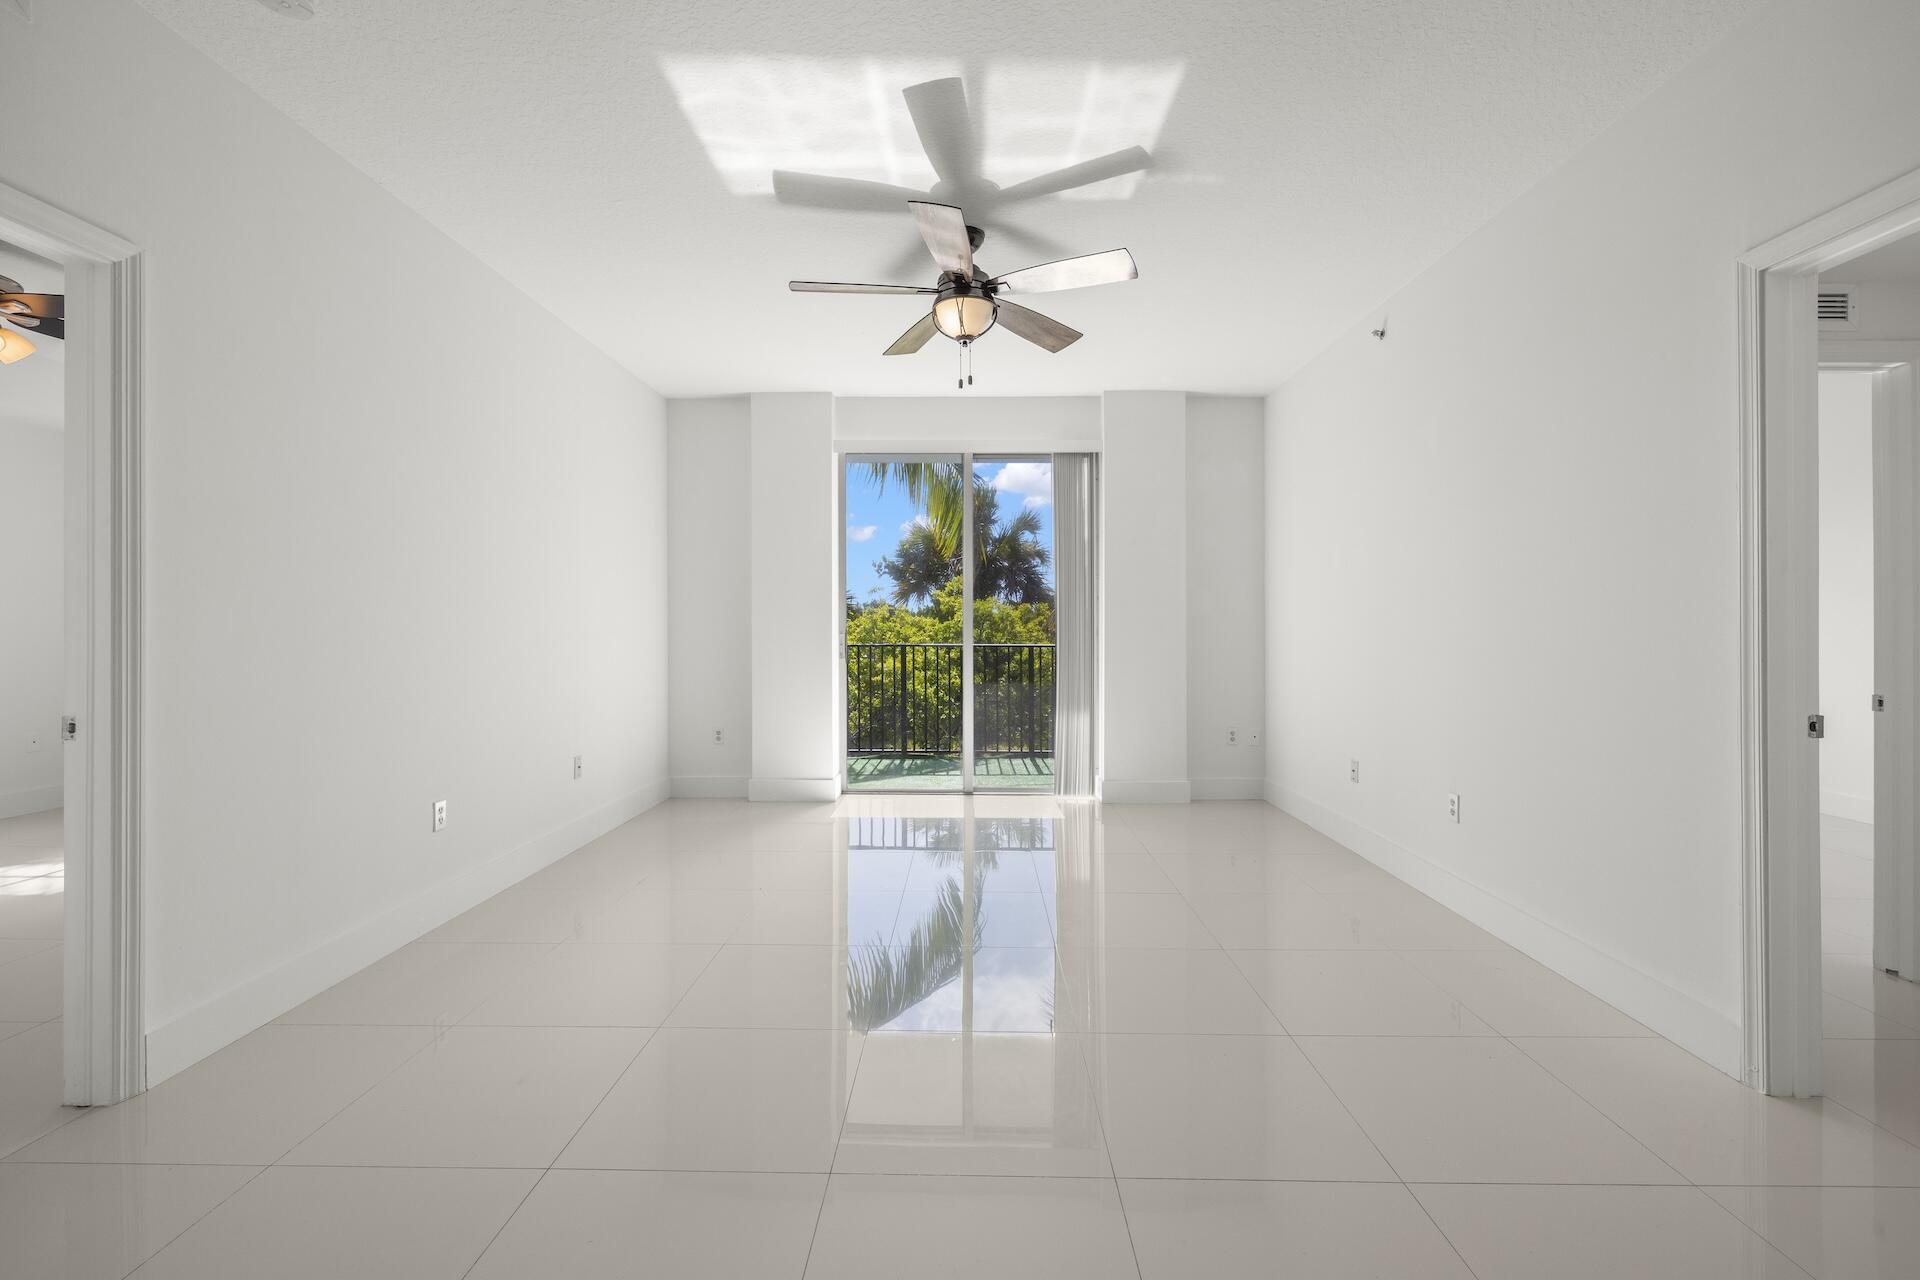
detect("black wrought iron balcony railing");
top-left (846, 642), bottom-right (1055, 757)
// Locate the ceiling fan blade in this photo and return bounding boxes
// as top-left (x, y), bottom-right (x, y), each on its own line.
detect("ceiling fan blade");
top-left (884, 311), bottom-right (939, 356)
top-left (993, 301), bottom-right (1081, 352)
top-left (902, 78), bottom-right (978, 185)
top-left (909, 200), bottom-right (975, 279)
top-left (773, 170), bottom-right (929, 212)
top-left (990, 248), bottom-right (1136, 295)
top-left (0, 292), bottom-right (63, 320)
top-left (790, 281), bottom-right (936, 295)
top-left (996, 147), bottom-right (1154, 202)
top-left (2, 312), bottom-right (62, 340)
top-left (0, 276), bottom-right (19, 294)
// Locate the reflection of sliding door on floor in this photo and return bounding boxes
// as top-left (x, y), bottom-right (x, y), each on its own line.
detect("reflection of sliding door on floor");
top-left (843, 453), bottom-right (1089, 794)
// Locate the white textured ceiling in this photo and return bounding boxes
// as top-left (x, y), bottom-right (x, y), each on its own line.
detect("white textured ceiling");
top-left (1840, 231), bottom-right (1920, 285)
top-left (136, 0), bottom-right (1763, 397)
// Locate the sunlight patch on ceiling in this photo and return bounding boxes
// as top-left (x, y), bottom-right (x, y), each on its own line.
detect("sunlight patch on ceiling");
top-left (982, 60), bottom-right (1183, 199)
top-left (660, 56), bottom-right (1183, 200)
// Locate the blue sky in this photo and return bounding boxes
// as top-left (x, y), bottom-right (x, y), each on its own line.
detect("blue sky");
top-left (845, 460), bottom-right (1054, 605)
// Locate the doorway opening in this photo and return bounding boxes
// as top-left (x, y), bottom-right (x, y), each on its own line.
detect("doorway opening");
top-left (841, 453), bottom-right (1059, 794)
top-left (0, 239), bottom-right (67, 1128)
top-left (0, 181), bottom-right (144, 1109)
top-left (1741, 167), bottom-right (1920, 1098)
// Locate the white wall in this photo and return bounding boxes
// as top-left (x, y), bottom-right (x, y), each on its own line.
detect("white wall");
top-left (749, 393), bottom-right (839, 801)
top-left (1819, 371), bottom-right (1875, 822)
top-left (1264, 0), bottom-right (1920, 1077)
top-left (0, 419), bottom-right (62, 820)
top-left (1187, 396), bottom-right (1267, 799)
top-left (1, 2), bottom-right (669, 1080)
top-left (1829, 278), bottom-right (1920, 340)
top-left (834, 396), bottom-right (1101, 454)
top-left (667, 391), bottom-right (1245, 802)
top-left (668, 398), bottom-right (753, 795)
top-left (1102, 391), bottom-right (1189, 802)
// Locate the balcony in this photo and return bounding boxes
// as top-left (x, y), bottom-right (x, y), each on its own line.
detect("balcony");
top-left (846, 642), bottom-right (1055, 792)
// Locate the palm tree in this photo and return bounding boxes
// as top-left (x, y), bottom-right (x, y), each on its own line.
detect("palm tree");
top-left (873, 520), bottom-right (959, 607)
top-left (853, 460), bottom-right (966, 559)
top-left (873, 476), bottom-right (1053, 607)
top-left (974, 498), bottom-right (1051, 604)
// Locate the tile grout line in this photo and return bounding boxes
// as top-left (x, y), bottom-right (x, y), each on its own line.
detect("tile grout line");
top-left (1216, 943), bottom-right (1485, 1279)
top-left (116, 1162), bottom-right (278, 1279)
top-left (801, 1000), bottom-right (873, 1278)
top-left (457, 927), bottom-right (730, 1280)
top-left (1498, 1032), bottom-right (1822, 1268)
top-left (1071, 1030), bottom-right (1147, 1280)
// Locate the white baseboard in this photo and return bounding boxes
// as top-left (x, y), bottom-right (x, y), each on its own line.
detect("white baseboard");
top-left (143, 777), bottom-right (670, 1086)
top-left (1100, 778), bottom-right (1192, 804)
top-left (1820, 790), bottom-right (1874, 824)
top-left (0, 783), bottom-right (62, 822)
top-left (1268, 783), bottom-right (1744, 1080)
top-left (1190, 777), bottom-right (1265, 801)
top-left (674, 774), bottom-right (749, 799)
top-left (748, 776), bottom-right (839, 802)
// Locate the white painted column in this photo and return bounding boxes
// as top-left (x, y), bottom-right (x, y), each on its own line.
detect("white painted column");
top-left (1100, 391), bottom-right (1190, 802)
top-left (748, 393), bottom-right (840, 801)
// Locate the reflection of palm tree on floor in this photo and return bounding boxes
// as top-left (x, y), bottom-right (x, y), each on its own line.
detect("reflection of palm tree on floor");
top-left (847, 846), bottom-right (997, 1031)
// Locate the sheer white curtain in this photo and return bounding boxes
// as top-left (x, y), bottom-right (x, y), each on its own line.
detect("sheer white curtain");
top-left (1053, 453), bottom-right (1098, 795)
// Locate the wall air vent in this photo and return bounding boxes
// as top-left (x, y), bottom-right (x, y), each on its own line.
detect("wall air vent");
top-left (1818, 285), bottom-right (1857, 330)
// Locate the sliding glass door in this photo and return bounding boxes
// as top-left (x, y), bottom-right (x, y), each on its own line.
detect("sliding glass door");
top-left (970, 457), bottom-right (1056, 792)
top-left (843, 453), bottom-right (1058, 793)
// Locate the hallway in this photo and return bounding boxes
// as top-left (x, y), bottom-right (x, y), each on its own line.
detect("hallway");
top-left (2, 799), bottom-right (1917, 1277)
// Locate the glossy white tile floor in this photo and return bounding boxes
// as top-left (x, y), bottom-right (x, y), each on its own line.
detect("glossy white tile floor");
top-left (4, 800), bottom-right (1920, 1276)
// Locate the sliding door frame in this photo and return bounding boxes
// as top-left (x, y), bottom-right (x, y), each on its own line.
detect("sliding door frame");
top-left (839, 450), bottom-right (1059, 795)
top-left (961, 451), bottom-right (977, 793)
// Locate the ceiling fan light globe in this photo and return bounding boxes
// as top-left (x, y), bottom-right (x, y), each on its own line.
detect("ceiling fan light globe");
top-left (932, 293), bottom-right (995, 342)
top-left (0, 326), bottom-right (37, 364)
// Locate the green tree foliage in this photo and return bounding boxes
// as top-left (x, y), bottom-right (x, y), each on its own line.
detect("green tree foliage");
top-left (848, 588), bottom-right (1055, 755)
top-left (847, 577), bottom-right (1053, 646)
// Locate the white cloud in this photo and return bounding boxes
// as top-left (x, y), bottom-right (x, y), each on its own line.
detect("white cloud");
top-left (992, 461), bottom-right (1052, 508)
top-left (901, 513), bottom-right (932, 534)
top-left (847, 524), bottom-right (879, 543)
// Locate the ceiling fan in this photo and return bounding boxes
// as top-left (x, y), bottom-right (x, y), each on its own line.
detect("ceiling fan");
top-left (790, 200), bottom-right (1137, 384)
top-left (0, 274), bottom-right (63, 365)
top-left (774, 76), bottom-right (1153, 279)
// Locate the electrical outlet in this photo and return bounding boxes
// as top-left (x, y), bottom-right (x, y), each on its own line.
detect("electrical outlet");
top-left (572, 755), bottom-right (583, 780)
top-left (1447, 793), bottom-right (1461, 823)
top-left (432, 799), bottom-right (447, 832)
top-left (1227, 728), bottom-right (1239, 746)
top-left (1349, 759), bottom-right (1360, 784)
top-left (713, 728), bottom-right (724, 745)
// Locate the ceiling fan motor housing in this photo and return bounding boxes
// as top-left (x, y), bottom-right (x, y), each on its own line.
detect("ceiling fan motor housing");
top-left (932, 277), bottom-right (996, 341)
